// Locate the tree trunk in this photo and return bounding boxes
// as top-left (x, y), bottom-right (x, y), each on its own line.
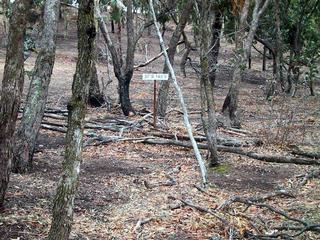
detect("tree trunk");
top-left (1, 0), bottom-right (9, 45)
top-left (157, 0), bottom-right (193, 118)
top-left (222, 0), bottom-right (270, 128)
top-left (262, 46), bottom-right (267, 71)
top-left (199, 3), bottom-right (219, 166)
top-left (96, 1), bottom-right (136, 116)
top-left (12, 0), bottom-right (60, 174)
top-left (0, 0), bottom-right (30, 208)
top-left (88, 61), bottom-right (105, 107)
top-left (222, 0), bottom-right (249, 128)
top-left (47, 0), bottom-right (96, 238)
top-left (209, 12), bottom-right (223, 86)
top-left (118, 70), bottom-right (134, 116)
top-left (150, 0), bottom-right (208, 185)
top-left (274, 0), bottom-right (283, 90)
top-left (180, 33), bottom-right (192, 77)
top-left (111, 20), bottom-right (115, 33)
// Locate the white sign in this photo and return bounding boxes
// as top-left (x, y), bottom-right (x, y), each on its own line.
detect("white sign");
top-left (142, 73), bottom-right (169, 81)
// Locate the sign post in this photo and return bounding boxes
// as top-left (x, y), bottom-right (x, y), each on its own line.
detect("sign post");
top-left (142, 73), bottom-right (169, 128)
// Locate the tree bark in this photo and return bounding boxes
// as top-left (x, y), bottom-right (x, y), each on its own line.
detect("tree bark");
top-left (274, 0), bottom-right (283, 90)
top-left (12, 0), bottom-right (60, 174)
top-left (1, 0), bottom-right (9, 45)
top-left (0, 0), bottom-right (31, 208)
top-left (198, 1), bottom-right (219, 166)
top-left (150, 0), bottom-right (208, 185)
top-left (157, 0), bottom-right (193, 118)
top-left (209, 11), bottom-right (223, 86)
top-left (96, 1), bottom-right (136, 116)
top-left (180, 33), bottom-right (192, 77)
top-left (222, 0), bottom-right (270, 128)
top-left (47, 0), bottom-right (96, 238)
top-left (88, 63), bottom-right (105, 107)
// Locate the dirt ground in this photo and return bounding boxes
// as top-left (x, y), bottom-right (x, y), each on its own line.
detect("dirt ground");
top-left (0, 19), bottom-right (320, 240)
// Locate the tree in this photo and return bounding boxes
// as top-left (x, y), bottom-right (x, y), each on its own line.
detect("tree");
top-left (88, 63), bottom-right (106, 107)
top-left (12, 0), bottom-right (60, 174)
top-left (0, 0), bottom-right (31, 208)
top-left (96, 0), bottom-right (136, 116)
top-left (208, 8), bottom-right (223, 86)
top-left (149, 0), bottom-right (208, 185)
top-left (222, 0), bottom-right (270, 128)
top-left (157, 0), bottom-right (194, 118)
top-left (47, 0), bottom-right (96, 238)
top-left (1, 0), bottom-right (10, 45)
top-left (194, 0), bottom-right (220, 166)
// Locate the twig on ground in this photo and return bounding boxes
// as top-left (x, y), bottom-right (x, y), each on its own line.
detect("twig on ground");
top-left (133, 218), bottom-right (153, 233)
top-left (296, 168), bottom-right (320, 186)
top-left (168, 195), bottom-right (229, 225)
top-left (218, 190), bottom-right (295, 210)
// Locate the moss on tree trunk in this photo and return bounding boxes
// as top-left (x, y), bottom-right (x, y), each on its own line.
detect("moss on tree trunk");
top-left (47, 0), bottom-right (96, 238)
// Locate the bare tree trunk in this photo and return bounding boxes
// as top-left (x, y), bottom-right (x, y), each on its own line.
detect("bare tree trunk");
top-left (157, 0), bottom-right (193, 118)
top-left (262, 46), bottom-right (267, 71)
top-left (12, 0), bottom-right (60, 174)
top-left (47, 0), bottom-right (96, 238)
top-left (1, 0), bottom-right (9, 45)
top-left (96, 1), bottom-right (136, 116)
top-left (0, 0), bottom-right (31, 208)
top-left (180, 33), bottom-right (192, 77)
top-left (274, 0), bottom-right (283, 90)
top-left (222, 0), bottom-right (270, 128)
top-left (222, 0), bottom-right (249, 128)
top-left (150, 0), bottom-right (208, 185)
top-left (199, 1), bottom-right (219, 166)
top-left (209, 11), bottom-right (223, 86)
top-left (89, 64), bottom-right (105, 107)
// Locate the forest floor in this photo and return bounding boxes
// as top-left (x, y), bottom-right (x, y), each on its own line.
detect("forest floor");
top-left (0, 20), bottom-right (320, 240)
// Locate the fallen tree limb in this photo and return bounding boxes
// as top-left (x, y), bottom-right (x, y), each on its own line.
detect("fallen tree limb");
top-left (133, 218), bottom-right (154, 233)
top-left (219, 193), bottom-right (320, 238)
top-left (291, 149), bottom-right (320, 159)
top-left (217, 146), bottom-right (320, 165)
top-left (39, 124), bottom-right (320, 166)
top-left (218, 190), bottom-right (295, 210)
top-left (139, 130), bottom-right (261, 147)
top-left (296, 168), bottom-right (320, 186)
top-left (141, 138), bottom-right (320, 165)
top-left (168, 195), bottom-right (229, 225)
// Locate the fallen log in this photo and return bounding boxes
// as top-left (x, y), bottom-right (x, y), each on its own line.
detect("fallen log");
top-left (39, 123), bottom-right (319, 166)
top-left (291, 149), bottom-right (320, 159)
top-left (139, 131), bottom-right (262, 147)
top-left (141, 138), bottom-right (320, 165)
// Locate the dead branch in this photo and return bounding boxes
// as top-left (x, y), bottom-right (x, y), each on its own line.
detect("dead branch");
top-left (141, 138), bottom-right (320, 165)
top-left (291, 148), bottom-right (320, 159)
top-left (168, 195), bottom-right (229, 225)
top-left (218, 190), bottom-right (295, 210)
top-left (41, 124), bottom-right (67, 133)
top-left (134, 41), bottom-right (183, 69)
top-left (133, 218), bottom-right (153, 233)
top-left (219, 193), bottom-right (320, 238)
top-left (296, 168), bottom-right (320, 186)
top-left (218, 146), bottom-right (320, 166)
